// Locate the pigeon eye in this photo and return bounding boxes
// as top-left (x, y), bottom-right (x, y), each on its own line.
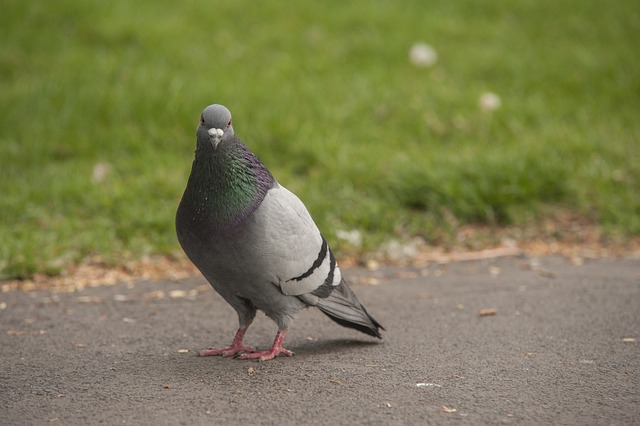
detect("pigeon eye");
top-left (200, 115), bottom-right (205, 125)
top-left (227, 119), bottom-right (232, 127)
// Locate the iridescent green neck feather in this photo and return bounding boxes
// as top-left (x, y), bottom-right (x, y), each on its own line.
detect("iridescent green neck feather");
top-left (179, 136), bottom-right (275, 235)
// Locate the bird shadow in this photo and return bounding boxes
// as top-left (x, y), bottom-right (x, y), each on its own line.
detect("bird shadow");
top-left (291, 338), bottom-right (381, 357)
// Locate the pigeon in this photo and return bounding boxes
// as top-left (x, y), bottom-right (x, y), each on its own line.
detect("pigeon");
top-left (176, 104), bottom-right (384, 361)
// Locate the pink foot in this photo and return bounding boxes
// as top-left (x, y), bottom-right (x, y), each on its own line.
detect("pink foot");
top-left (236, 330), bottom-right (293, 362)
top-left (199, 327), bottom-right (255, 357)
top-left (199, 344), bottom-right (256, 357)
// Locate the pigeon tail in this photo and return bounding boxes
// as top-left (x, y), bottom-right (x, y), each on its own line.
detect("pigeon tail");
top-left (315, 281), bottom-right (384, 339)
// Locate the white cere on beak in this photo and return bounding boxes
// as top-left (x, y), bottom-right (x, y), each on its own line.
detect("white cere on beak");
top-left (208, 128), bottom-right (224, 137)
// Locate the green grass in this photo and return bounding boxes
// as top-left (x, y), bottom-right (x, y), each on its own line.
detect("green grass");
top-left (1, 0), bottom-right (639, 279)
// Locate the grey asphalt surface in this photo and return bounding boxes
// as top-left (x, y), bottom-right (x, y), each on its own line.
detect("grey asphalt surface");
top-left (1, 256), bottom-right (639, 425)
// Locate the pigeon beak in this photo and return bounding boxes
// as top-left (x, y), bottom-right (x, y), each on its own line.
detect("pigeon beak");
top-left (207, 128), bottom-right (224, 149)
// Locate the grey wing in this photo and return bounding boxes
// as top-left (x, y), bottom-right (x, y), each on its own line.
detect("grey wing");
top-left (258, 184), bottom-right (342, 297)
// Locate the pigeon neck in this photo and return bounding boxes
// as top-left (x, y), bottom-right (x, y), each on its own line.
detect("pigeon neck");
top-left (186, 138), bottom-right (274, 235)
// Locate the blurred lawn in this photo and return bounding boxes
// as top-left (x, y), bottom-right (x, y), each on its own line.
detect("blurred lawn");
top-left (1, 0), bottom-right (638, 278)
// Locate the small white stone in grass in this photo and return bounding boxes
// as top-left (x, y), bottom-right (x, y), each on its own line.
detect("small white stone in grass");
top-left (479, 92), bottom-right (502, 111)
top-left (409, 43), bottom-right (437, 67)
top-left (208, 128), bottom-right (224, 137)
top-left (335, 229), bottom-right (363, 247)
top-left (91, 162), bottom-right (112, 184)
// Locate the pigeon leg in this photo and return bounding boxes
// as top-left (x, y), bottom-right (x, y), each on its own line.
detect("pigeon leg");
top-left (236, 329), bottom-right (293, 362)
top-left (199, 327), bottom-right (256, 357)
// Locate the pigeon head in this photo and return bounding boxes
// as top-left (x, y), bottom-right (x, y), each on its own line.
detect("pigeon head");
top-left (198, 104), bottom-right (235, 149)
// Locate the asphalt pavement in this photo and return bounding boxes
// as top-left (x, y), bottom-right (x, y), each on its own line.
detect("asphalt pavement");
top-left (1, 255), bottom-right (639, 425)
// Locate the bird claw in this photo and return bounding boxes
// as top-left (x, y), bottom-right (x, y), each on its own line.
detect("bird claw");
top-left (236, 347), bottom-right (294, 362)
top-left (199, 345), bottom-right (256, 357)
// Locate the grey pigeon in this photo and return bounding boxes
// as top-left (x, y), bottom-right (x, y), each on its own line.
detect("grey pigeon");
top-left (176, 104), bottom-right (383, 361)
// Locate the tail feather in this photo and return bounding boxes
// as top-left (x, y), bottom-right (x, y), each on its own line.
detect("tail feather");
top-left (315, 281), bottom-right (384, 339)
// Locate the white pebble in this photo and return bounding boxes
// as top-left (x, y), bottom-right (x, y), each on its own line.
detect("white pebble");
top-left (409, 43), bottom-right (437, 67)
top-left (479, 92), bottom-right (502, 111)
top-left (335, 229), bottom-right (363, 247)
top-left (91, 162), bottom-right (112, 184)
